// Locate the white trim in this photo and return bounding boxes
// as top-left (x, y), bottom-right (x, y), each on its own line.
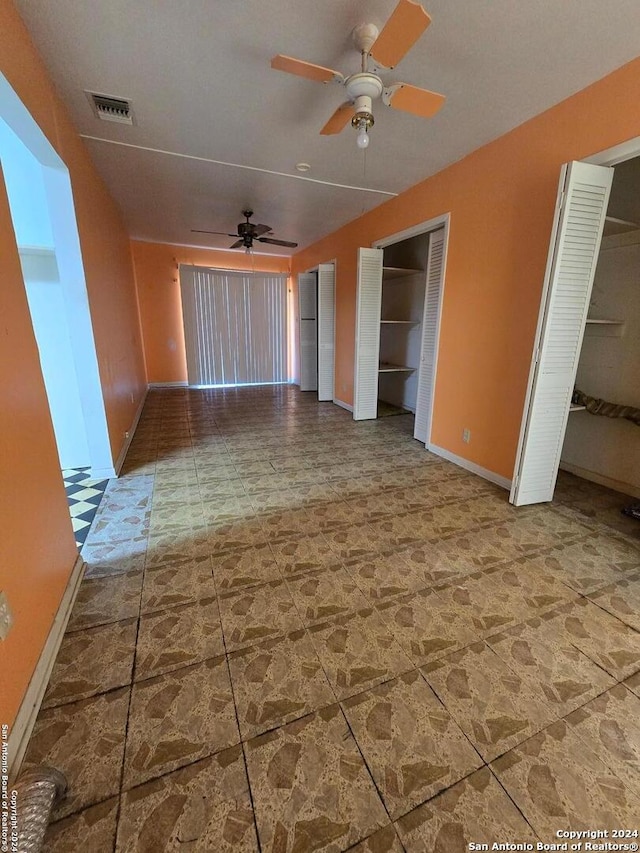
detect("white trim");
top-left (114, 386), bottom-right (149, 476)
top-left (510, 164), bottom-right (568, 502)
top-left (510, 161), bottom-right (613, 506)
top-left (424, 224), bottom-right (449, 445)
top-left (430, 224), bottom-right (448, 445)
top-left (333, 398), bottom-right (353, 413)
top-left (429, 443), bottom-right (512, 491)
top-left (374, 214), bottom-right (450, 441)
top-left (559, 462), bottom-right (640, 500)
top-left (8, 554), bottom-right (86, 781)
top-left (80, 136), bottom-right (398, 198)
top-left (148, 381), bottom-right (189, 388)
top-left (317, 262), bottom-right (336, 402)
top-left (584, 135), bottom-right (640, 167)
top-left (372, 213), bottom-right (450, 250)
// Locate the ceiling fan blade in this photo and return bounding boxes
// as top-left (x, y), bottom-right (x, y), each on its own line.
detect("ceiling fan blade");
top-left (320, 102), bottom-right (355, 135)
top-left (191, 229), bottom-right (238, 237)
top-left (271, 54), bottom-right (344, 84)
top-left (257, 237), bottom-right (299, 248)
top-left (369, 0), bottom-right (431, 69)
top-left (229, 239), bottom-right (244, 249)
top-left (383, 83), bottom-right (445, 118)
top-left (252, 224), bottom-right (272, 236)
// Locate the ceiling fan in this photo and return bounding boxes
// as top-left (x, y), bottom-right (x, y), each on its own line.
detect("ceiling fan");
top-left (271, 0), bottom-right (445, 149)
top-left (192, 210), bottom-right (298, 250)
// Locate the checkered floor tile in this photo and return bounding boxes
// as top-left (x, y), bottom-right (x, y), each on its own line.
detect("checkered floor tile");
top-left (62, 467), bottom-right (110, 548)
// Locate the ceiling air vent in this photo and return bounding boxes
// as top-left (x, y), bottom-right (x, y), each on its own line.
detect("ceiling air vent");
top-left (86, 91), bottom-right (134, 125)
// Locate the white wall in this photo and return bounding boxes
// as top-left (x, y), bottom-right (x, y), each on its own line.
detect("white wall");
top-left (0, 118), bottom-right (53, 248)
top-left (0, 115), bottom-right (106, 471)
top-left (561, 235), bottom-right (640, 495)
top-left (20, 250), bottom-right (90, 468)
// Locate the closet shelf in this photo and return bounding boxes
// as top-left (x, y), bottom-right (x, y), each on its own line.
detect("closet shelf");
top-left (569, 405), bottom-right (586, 412)
top-left (380, 319), bottom-right (419, 325)
top-left (382, 266), bottom-right (422, 280)
top-left (585, 318), bottom-right (623, 325)
top-left (378, 362), bottom-right (415, 373)
top-left (603, 216), bottom-right (640, 237)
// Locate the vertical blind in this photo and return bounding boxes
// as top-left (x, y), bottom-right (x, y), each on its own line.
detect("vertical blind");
top-left (179, 265), bottom-right (289, 386)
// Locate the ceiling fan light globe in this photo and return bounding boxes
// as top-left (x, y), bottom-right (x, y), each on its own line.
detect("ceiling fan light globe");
top-left (356, 124), bottom-right (370, 149)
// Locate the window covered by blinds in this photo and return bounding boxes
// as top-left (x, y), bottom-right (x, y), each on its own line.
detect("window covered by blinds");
top-left (179, 265), bottom-right (289, 386)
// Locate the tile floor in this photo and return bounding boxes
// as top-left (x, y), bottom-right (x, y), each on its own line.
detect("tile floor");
top-left (63, 468), bottom-right (110, 548)
top-left (25, 386), bottom-right (640, 852)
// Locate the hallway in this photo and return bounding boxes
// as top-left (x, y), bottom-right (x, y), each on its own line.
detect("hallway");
top-left (25, 387), bottom-right (640, 851)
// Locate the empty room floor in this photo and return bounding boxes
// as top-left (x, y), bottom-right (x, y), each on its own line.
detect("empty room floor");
top-left (25, 387), bottom-right (640, 852)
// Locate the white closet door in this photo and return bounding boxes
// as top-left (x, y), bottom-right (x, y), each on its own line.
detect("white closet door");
top-left (511, 160), bottom-right (613, 506)
top-left (317, 263), bottom-right (335, 401)
top-left (353, 247), bottom-right (383, 420)
top-left (298, 272), bottom-right (317, 392)
top-left (414, 228), bottom-right (445, 444)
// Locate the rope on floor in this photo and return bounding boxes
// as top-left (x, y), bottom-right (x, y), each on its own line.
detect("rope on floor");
top-left (573, 388), bottom-right (640, 427)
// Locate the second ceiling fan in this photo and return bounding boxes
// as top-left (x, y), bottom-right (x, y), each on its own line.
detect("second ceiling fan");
top-left (271, 0), bottom-right (445, 149)
top-left (193, 210), bottom-right (298, 250)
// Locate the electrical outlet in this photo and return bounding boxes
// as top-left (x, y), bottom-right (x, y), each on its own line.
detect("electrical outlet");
top-left (462, 428), bottom-right (471, 443)
top-left (125, 431), bottom-right (130, 439)
top-left (0, 591), bottom-right (13, 641)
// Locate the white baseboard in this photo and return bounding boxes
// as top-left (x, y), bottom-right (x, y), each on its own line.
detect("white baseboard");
top-left (8, 554), bottom-right (85, 781)
top-left (429, 443), bottom-right (512, 491)
top-left (559, 462), bottom-right (640, 499)
top-left (114, 387), bottom-right (149, 476)
top-left (148, 381), bottom-right (188, 388)
top-left (333, 398), bottom-right (353, 413)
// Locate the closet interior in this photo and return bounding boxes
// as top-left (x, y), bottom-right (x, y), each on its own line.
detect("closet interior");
top-left (377, 232), bottom-right (428, 417)
top-left (297, 263), bottom-right (335, 402)
top-left (560, 155), bottom-right (640, 500)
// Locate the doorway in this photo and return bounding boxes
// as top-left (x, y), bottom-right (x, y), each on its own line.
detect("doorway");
top-left (512, 140), bottom-right (640, 506)
top-left (353, 215), bottom-right (449, 448)
top-left (297, 262), bottom-right (336, 401)
top-left (0, 73), bottom-right (113, 537)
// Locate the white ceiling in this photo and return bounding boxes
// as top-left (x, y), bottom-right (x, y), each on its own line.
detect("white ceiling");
top-left (14, 0), bottom-right (640, 255)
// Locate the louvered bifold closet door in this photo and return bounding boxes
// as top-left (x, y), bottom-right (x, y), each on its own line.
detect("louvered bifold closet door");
top-left (353, 248), bottom-right (383, 420)
top-left (510, 161), bottom-right (613, 506)
top-left (179, 265), bottom-right (288, 386)
top-left (414, 228), bottom-right (445, 444)
top-left (298, 272), bottom-right (317, 391)
top-left (317, 263), bottom-right (335, 401)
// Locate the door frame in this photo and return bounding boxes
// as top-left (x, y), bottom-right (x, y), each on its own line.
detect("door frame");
top-left (584, 135), bottom-right (640, 167)
top-left (372, 212), bottom-right (450, 445)
top-left (297, 260), bottom-right (336, 399)
top-left (511, 134), bottom-right (640, 503)
top-left (0, 72), bottom-right (114, 477)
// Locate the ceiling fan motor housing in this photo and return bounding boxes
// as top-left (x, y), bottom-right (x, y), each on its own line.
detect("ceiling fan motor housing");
top-left (346, 73), bottom-right (382, 127)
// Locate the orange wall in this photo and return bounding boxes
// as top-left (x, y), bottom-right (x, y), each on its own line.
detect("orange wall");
top-left (0, 168), bottom-right (78, 740)
top-left (292, 58), bottom-right (640, 480)
top-left (1, 2), bottom-right (147, 464)
top-left (0, 0), bottom-right (146, 732)
top-left (131, 240), bottom-right (291, 383)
